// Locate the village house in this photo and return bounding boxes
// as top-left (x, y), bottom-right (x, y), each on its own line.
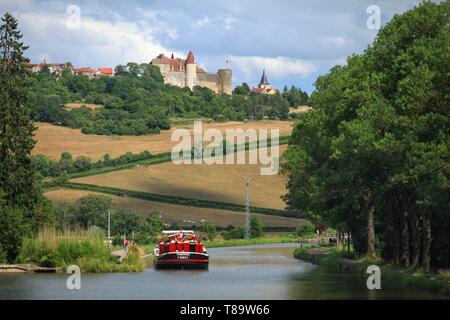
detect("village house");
top-left (28, 60), bottom-right (73, 77)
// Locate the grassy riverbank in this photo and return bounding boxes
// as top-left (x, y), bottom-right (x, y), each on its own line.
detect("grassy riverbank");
top-left (204, 235), bottom-right (297, 249)
top-left (18, 229), bottom-right (144, 273)
top-left (143, 235), bottom-right (298, 253)
top-left (294, 246), bottom-right (450, 295)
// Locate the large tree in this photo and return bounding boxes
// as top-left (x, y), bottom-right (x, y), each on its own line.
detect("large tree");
top-left (0, 13), bottom-right (38, 209)
top-left (0, 13), bottom-right (54, 261)
top-left (282, 1), bottom-right (449, 270)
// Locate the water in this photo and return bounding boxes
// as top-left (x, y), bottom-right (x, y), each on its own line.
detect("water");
top-left (0, 243), bottom-right (447, 299)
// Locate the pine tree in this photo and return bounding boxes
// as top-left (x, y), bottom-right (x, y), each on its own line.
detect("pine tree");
top-left (0, 13), bottom-right (55, 261)
top-left (0, 13), bottom-right (38, 211)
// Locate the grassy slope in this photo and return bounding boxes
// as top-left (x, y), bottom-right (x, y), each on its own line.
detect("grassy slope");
top-left (65, 182), bottom-right (302, 218)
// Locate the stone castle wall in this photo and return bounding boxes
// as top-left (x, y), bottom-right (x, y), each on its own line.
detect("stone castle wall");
top-left (152, 61), bottom-right (232, 94)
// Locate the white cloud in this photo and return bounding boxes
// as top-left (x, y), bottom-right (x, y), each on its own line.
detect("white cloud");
top-left (195, 16), bottom-right (211, 28)
top-left (15, 9), bottom-right (180, 67)
top-left (230, 55), bottom-right (316, 81)
top-left (222, 17), bottom-right (236, 30)
top-left (322, 36), bottom-right (347, 49)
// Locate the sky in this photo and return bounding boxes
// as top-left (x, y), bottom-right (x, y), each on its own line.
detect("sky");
top-left (0, 0), bottom-right (435, 93)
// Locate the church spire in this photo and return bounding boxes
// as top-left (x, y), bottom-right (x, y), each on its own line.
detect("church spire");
top-left (259, 69), bottom-right (269, 86)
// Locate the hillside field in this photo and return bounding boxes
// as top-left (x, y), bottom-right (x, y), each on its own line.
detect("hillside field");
top-left (46, 189), bottom-right (303, 228)
top-left (72, 146), bottom-right (288, 210)
top-left (33, 120), bottom-right (293, 160)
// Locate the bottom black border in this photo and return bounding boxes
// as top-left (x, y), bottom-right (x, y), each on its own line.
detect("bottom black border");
top-left (1, 300), bottom-right (447, 318)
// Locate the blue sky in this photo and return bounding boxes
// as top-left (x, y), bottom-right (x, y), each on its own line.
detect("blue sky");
top-left (0, 0), bottom-right (433, 93)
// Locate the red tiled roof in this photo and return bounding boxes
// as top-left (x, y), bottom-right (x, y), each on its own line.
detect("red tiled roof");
top-left (152, 57), bottom-right (185, 71)
top-left (250, 87), bottom-right (279, 94)
top-left (196, 67), bottom-right (206, 73)
top-left (74, 67), bottom-right (95, 73)
top-left (98, 68), bottom-right (113, 74)
top-left (185, 50), bottom-right (195, 64)
top-left (250, 87), bottom-right (265, 94)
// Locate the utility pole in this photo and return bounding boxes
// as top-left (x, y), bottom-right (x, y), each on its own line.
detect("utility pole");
top-left (245, 177), bottom-right (252, 239)
top-left (107, 210), bottom-right (111, 239)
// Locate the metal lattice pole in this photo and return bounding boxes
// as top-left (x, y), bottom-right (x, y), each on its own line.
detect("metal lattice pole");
top-left (245, 177), bottom-right (251, 239)
top-left (107, 210), bottom-right (111, 239)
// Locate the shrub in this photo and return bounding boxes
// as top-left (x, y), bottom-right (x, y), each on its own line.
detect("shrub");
top-left (202, 223), bottom-right (217, 241)
top-left (295, 222), bottom-right (316, 237)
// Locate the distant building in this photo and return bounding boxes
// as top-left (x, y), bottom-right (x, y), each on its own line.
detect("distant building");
top-left (250, 70), bottom-right (279, 95)
top-left (150, 51), bottom-right (232, 95)
top-left (94, 68), bottom-right (113, 78)
top-left (74, 67), bottom-right (113, 78)
top-left (74, 67), bottom-right (96, 78)
top-left (28, 60), bottom-right (73, 77)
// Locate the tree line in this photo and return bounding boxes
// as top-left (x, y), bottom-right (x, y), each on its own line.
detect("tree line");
top-left (56, 194), bottom-right (164, 245)
top-left (30, 63), bottom-right (309, 136)
top-left (282, 2), bottom-right (449, 271)
top-left (32, 151), bottom-right (154, 178)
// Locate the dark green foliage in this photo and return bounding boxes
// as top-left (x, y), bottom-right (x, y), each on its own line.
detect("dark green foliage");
top-left (282, 85), bottom-right (309, 107)
top-left (138, 212), bottom-right (163, 243)
top-left (54, 195), bottom-right (163, 245)
top-left (30, 67), bottom-right (293, 135)
top-left (222, 216), bottom-right (264, 239)
top-left (73, 194), bottom-right (113, 229)
top-left (233, 82), bottom-right (250, 95)
top-left (202, 223), bottom-right (217, 241)
top-left (0, 13), bottom-right (55, 261)
top-left (32, 150), bottom-right (154, 177)
top-left (0, 13), bottom-right (37, 210)
top-left (295, 222), bottom-right (315, 237)
top-left (111, 209), bottom-right (141, 237)
top-left (282, 2), bottom-right (450, 269)
top-left (250, 216), bottom-right (264, 238)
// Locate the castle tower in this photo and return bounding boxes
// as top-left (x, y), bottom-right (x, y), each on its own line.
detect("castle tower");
top-left (185, 50), bottom-right (197, 90)
top-left (218, 69), bottom-right (232, 95)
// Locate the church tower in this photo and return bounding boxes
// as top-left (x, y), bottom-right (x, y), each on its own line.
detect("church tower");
top-left (258, 69), bottom-right (270, 89)
top-left (185, 50), bottom-right (197, 90)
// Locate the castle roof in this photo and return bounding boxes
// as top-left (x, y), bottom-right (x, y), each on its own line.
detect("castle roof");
top-left (259, 69), bottom-right (269, 85)
top-left (151, 53), bottom-right (205, 73)
top-left (185, 50), bottom-right (195, 65)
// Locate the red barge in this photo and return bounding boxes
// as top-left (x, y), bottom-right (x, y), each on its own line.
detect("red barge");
top-left (154, 230), bottom-right (209, 269)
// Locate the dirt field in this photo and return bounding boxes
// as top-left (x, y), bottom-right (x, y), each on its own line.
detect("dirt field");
top-left (45, 189), bottom-right (303, 228)
top-left (72, 146), bottom-right (288, 210)
top-left (64, 103), bottom-right (102, 110)
top-left (33, 121), bottom-right (293, 160)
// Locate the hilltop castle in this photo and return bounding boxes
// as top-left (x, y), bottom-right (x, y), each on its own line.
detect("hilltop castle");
top-left (150, 51), bottom-right (232, 95)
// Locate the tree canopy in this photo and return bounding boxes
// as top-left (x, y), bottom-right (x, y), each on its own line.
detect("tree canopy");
top-left (0, 13), bottom-right (54, 261)
top-left (282, 1), bottom-right (449, 270)
top-left (29, 66), bottom-right (300, 135)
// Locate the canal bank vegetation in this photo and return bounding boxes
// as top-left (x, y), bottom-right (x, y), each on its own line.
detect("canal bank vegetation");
top-left (294, 245), bottom-right (450, 295)
top-left (282, 1), bottom-right (450, 278)
top-left (202, 216), bottom-right (297, 248)
top-left (18, 228), bottom-right (144, 272)
top-left (205, 235), bottom-right (297, 249)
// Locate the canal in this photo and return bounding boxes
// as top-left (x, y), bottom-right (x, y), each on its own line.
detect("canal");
top-left (0, 243), bottom-right (447, 299)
